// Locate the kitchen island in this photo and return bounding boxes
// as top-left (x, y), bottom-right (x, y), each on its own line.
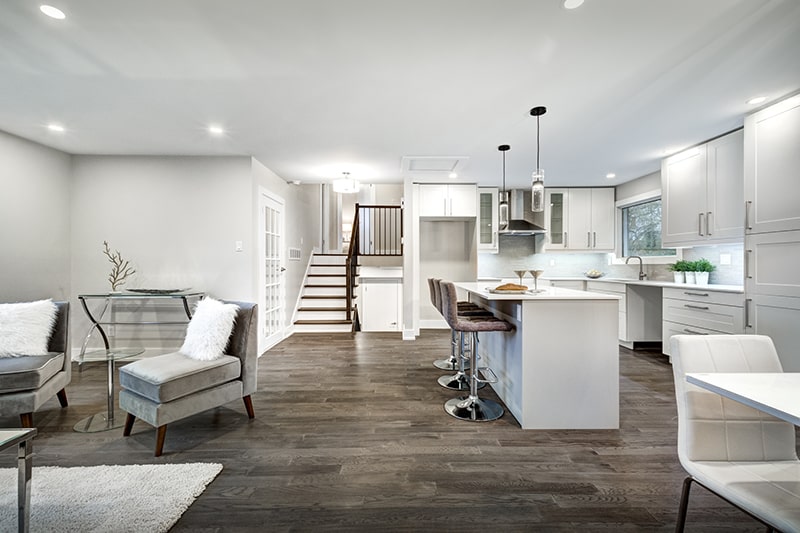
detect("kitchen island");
top-left (455, 282), bottom-right (620, 430)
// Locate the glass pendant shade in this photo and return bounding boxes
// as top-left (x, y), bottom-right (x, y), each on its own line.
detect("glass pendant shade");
top-left (498, 191), bottom-right (509, 229)
top-left (531, 169), bottom-right (545, 212)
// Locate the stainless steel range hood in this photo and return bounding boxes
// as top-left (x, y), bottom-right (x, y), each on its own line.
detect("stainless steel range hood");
top-left (498, 189), bottom-right (547, 235)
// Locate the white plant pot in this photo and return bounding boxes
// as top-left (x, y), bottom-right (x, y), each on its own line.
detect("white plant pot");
top-left (695, 272), bottom-right (709, 285)
top-left (673, 272), bottom-right (685, 283)
top-left (684, 271), bottom-right (696, 284)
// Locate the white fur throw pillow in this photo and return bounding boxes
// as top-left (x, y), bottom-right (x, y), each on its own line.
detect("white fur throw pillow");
top-left (179, 298), bottom-right (238, 361)
top-left (0, 299), bottom-right (58, 357)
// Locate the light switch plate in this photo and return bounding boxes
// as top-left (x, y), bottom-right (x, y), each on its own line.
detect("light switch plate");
top-left (719, 253), bottom-right (731, 265)
top-left (235, 241), bottom-right (243, 252)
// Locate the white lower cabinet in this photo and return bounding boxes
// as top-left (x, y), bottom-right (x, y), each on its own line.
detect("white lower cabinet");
top-left (360, 280), bottom-right (403, 332)
top-left (662, 287), bottom-right (744, 356)
top-left (549, 280), bottom-right (585, 290)
top-left (586, 282), bottom-right (628, 342)
top-left (746, 294), bottom-right (800, 372)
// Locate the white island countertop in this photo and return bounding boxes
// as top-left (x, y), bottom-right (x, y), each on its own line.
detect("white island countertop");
top-left (456, 282), bottom-right (620, 301)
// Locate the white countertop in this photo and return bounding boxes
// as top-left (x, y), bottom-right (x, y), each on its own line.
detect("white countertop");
top-left (543, 276), bottom-right (744, 293)
top-left (456, 282), bottom-right (620, 301)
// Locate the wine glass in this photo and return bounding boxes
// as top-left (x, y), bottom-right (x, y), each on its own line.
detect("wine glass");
top-left (513, 270), bottom-right (527, 286)
top-left (529, 270), bottom-right (544, 291)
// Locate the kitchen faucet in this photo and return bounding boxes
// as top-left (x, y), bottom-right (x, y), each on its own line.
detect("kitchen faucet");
top-left (626, 255), bottom-right (646, 280)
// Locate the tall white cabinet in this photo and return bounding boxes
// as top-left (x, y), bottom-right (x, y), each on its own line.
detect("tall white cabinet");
top-left (661, 129), bottom-right (744, 247)
top-left (544, 188), bottom-right (615, 251)
top-left (478, 187), bottom-right (499, 253)
top-left (744, 93), bottom-right (800, 371)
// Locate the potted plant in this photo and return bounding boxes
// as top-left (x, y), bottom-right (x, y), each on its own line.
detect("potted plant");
top-left (693, 258), bottom-right (716, 286)
top-left (683, 260), bottom-right (697, 284)
top-left (668, 260), bottom-right (687, 283)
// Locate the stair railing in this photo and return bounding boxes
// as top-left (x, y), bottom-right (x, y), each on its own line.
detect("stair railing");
top-left (345, 204), bottom-right (403, 324)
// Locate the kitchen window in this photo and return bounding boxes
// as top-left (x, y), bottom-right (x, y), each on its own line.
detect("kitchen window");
top-left (621, 198), bottom-right (676, 257)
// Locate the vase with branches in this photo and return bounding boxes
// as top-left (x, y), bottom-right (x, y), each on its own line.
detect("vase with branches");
top-left (103, 241), bottom-right (136, 291)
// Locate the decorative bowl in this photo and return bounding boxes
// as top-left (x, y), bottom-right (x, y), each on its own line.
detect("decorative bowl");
top-left (584, 271), bottom-right (604, 279)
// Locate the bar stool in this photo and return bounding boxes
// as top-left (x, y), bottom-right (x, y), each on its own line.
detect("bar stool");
top-left (433, 278), bottom-right (495, 391)
top-left (427, 278), bottom-right (490, 372)
top-left (439, 281), bottom-right (513, 422)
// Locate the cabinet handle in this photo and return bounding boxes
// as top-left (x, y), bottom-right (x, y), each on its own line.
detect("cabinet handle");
top-left (745, 249), bottom-right (753, 279)
top-left (698, 213), bottom-right (704, 236)
top-left (593, 232), bottom-right (597, 248)
top-left (449, 198), bottom-right (453, 215)
top-left (745, 298), bottom-right (752, 329)
top-left (683, 292), bottom-right (709, 297)
top-left (683, 328), bottom-right (709, 335)
top-left (745, 200), bottom-right (753, 231)
top-left (685, 304), bottom-right (710, 310)
top-left (587, 232), bottom-right (591, 248)
top-left (706, 211), bottom-right (712, 235)
top-left (443, 198), bottom-right (447, 215)
top-left (564, 232), bottom-right (568, 247)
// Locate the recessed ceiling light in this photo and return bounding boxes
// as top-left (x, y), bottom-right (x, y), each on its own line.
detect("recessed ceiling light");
top-left (448, 172), bottom-right (458, 179)
top-left (563, 0), bottom-right (585, 9)
top-left (47, 123), bottom-right (65, 132)
top-left (746, 96), bottom-right (767, 105)
top-left (40, 5), bottom-right (66, 19)
top-left (606, 173), bottom-right (616, 179)
top-left (208, 125), bottom-right (225, 135)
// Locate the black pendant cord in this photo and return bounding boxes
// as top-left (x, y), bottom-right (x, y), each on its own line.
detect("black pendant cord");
top-left (502, 151), bottom-right (506, 194)
top-left (536, 116), bottom-right (540, 170)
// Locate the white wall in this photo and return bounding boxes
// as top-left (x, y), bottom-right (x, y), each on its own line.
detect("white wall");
top-left (615, 171), bottom-right (660, 203)
top-left (0, 131), bottom-right (72, 302)
top-left (70, 155), bottom-right (254, 353)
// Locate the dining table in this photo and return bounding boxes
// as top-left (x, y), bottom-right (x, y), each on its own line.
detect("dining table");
top-left (686, 372), bottom-right (800, 426)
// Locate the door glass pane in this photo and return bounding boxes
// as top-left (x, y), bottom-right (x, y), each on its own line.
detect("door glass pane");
top-left (479, 192), bottom-right (493, 244)
top-left (549, 193), bottom-right (564, 245)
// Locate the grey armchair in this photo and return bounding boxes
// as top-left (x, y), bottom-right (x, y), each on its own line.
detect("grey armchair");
top-left (0, 301), bottom-right (70, 427)
top-left (119, 301), bottom-right (257, 456)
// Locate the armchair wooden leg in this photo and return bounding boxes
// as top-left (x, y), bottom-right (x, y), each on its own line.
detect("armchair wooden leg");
top-left (19, 413), bottom-right (33, 428)
top-left (123, 413), bottom-right (136, 436)
top-left (155, 425), bottom-right (167, 457)
top-left (56, 388), bottom-right (68, 408)
top-left (243, 395), bottom-right (255, 419)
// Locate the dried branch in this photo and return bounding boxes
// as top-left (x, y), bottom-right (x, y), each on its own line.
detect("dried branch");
top-left (103, 240), bottom-right (136, 291)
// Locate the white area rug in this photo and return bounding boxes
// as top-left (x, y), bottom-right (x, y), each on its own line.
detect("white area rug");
top-left (0, 462), bottom-right (222, 532)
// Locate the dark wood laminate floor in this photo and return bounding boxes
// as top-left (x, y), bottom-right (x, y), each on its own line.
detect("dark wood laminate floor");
top-left (1, 330), bottom-right (784, 532)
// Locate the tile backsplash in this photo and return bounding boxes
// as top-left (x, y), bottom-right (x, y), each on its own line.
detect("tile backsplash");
top-left (478, 235), bottom-right (744, 286)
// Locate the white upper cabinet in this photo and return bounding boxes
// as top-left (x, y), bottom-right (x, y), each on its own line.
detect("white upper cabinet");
top-left (478, 187), bottom-right (499, 253)
top-left (744, 94), bottom-right (800, 234)
top-left (418, 184), bottom-right (477, 218)
top-left (662, 129), bottom-right (744, 247)
top-left (544, 188), bottom-right (614, 251)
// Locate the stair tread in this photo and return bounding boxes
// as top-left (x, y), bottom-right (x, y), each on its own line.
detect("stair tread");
top-left (308, 273), bottom-right (346, 277)
top-left (294, 319), bottom-right (353, 325)
top-left (301, 295), bottom-right (357, 300)
top-left (298, 307), bottom-right (352, 311)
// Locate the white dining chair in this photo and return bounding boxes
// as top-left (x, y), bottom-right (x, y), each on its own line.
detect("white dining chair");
top-left (671, 334), bottom-right (800, 532)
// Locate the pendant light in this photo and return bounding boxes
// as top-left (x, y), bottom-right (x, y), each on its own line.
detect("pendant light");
top-left (530, 106), bottom-right (547, 212)
top-left (498, 144), bottom-right (510, 230)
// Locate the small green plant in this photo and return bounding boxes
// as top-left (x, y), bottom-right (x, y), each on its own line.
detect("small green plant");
top-left (669, 260), bottom-right (691, 272)
top-left (693, 258), bottom-right (716, 272)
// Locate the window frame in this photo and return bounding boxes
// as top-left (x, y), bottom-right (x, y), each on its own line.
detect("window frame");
top-left (612, 189), bottom-right (681, 265)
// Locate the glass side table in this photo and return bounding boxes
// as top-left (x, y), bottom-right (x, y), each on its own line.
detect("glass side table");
top-left (1, 428), bottom-right (37, 533)
top-left (73, 348), bottom-right (144, 433)
top-left (77, 290), bottom-right (204, 369)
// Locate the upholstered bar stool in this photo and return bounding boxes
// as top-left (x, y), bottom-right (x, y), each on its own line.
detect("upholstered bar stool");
top-left (428, 278), bottom-right (490, 372)
top-left (433, 278), bottom-right (495, 391)
top-left (439, 281), bottom-right (513, 422)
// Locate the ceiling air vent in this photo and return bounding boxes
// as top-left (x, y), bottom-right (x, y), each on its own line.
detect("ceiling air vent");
top-left (401, 156), bottom-right (469, 178)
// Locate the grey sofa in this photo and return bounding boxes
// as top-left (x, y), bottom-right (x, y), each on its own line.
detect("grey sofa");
top-left (119, 300), bottom-right (257, 456)
top-left (0, 301), bottom-right (70, 427)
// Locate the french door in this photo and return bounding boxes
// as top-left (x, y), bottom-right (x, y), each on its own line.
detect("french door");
top-left (258, 189), bottom-right (285, 352)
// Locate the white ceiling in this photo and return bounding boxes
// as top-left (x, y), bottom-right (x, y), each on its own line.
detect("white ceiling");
top-left (1, 0), bottom-right (799, 189)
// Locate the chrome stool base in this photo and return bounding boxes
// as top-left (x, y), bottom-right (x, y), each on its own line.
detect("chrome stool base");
top-left (433, 358), bottom-right (470, 371)
top-left (444, 396), bottom-right (504, 422)
top-left (437, 372), bottom-right (484, 391)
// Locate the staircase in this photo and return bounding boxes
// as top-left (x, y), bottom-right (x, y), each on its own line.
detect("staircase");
top-left (293, 253), bottom-right (358, 333)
